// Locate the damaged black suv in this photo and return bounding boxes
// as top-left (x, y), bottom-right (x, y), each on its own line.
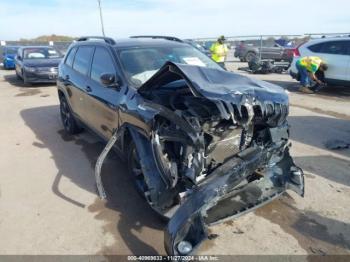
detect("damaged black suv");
top-left (57, 36), bottom-right (304, 255)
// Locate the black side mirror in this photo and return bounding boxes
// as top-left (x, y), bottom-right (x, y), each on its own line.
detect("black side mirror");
top-left (17, 55), bottom-right (22, 61)
top-left (100, 73), bottom-right (120, 88)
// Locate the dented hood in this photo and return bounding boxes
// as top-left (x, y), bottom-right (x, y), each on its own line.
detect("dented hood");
top-left (138, 62), bottom-right (289, 106)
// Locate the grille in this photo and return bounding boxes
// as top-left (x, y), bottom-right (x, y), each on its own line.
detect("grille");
top-left (217, 100), bottom-right (288, 127)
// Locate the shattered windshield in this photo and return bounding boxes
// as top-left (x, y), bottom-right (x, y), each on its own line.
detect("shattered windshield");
top-left (118, 45), bottom-right (222, 86)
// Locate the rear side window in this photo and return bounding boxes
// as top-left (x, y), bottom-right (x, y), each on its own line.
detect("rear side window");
top-left (65, 47), bottom-right (77, 67)
top-left (322, 41), bottom-right (348, 55)
top-left (90, 47), bottom-right (116, 83)
top-left (308, 43), bottom-right (323, 53)
top-left (73, 46), bottom-right (94, 75)
top-left (309, 41), bottom-right (349, 55)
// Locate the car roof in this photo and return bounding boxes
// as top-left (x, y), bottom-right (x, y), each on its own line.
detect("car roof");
top-left (304, 36), bottom-right (350, 46)
top-left (72, 37), bottom-right (189, 49)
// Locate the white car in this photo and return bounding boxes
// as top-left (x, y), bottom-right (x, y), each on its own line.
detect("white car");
top-left (289, 37), bottom-right (350, 86)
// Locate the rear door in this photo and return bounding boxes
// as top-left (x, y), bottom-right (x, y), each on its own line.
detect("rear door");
top-left (308, 40), bottom-right (350, 81)
top-left (68, 46), bottom-right (94, 121)
top-left (84, 46), bottom-right (122, 140)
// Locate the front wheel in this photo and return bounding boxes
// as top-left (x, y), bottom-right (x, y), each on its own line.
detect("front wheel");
top-left (22, 71), bottom-right (32, 86)
top-left (127, 140), bottom-right (178, 220)
top-left (16, 70), bottom-right (22, 80)
top-left (127, 142), bottom-right (151, 200)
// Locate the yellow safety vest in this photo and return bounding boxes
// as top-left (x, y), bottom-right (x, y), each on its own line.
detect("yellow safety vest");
top-left (210, 42), bottom-right (228, 62)
top-left (297, 56), bottom-right (323, 73)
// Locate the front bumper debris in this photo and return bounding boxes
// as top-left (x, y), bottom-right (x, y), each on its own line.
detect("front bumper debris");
top-left (164, 146), bottom-right (304, 255)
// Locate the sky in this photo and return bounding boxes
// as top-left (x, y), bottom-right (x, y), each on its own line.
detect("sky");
top-left (0, 0), bottom-right (349, 40)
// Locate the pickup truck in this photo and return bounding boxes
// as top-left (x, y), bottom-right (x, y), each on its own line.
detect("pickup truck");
top-left (234, 42), bottom-right (294, 63)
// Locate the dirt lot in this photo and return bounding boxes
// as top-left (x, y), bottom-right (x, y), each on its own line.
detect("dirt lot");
top-left (0, 61), bottom-right (349, 256)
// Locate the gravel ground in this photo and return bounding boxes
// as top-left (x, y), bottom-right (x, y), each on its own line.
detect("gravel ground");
top-left (0, 62), bottom-right (349, 257)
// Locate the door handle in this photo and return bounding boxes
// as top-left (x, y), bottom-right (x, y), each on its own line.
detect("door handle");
top-left (85, 86), bottom-right (92, 92)
top-left (63, 75), bottom-right (70, 86)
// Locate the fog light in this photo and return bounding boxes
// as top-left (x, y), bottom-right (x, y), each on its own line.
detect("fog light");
top-left (177, 241), bottom-right (192, 255)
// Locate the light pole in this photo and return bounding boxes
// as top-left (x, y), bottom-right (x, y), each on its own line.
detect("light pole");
top-left (97, 0), bottom-right (105, 37)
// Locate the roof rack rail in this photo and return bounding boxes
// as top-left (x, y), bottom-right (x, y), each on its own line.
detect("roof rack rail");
top-left (130, 35), bottom-right (183, 43)
top-left (77, 36), bottom-right (116, 45)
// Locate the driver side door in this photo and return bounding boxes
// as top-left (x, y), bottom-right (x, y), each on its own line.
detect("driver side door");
top-left (84, 46), bottom-right (123, 140)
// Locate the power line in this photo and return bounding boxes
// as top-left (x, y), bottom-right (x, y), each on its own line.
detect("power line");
top-left (97, 0), bottom-right (105, 37)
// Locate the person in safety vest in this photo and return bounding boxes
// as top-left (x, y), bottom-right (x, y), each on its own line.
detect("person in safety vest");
top-left (210, 35), bottom-right (228, 68)
top-left (296, 56), bottom-right (328, 94)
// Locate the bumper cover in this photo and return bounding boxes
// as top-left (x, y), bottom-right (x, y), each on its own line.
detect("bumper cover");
top-left (164, 146), bottom-right (304, 255)
top-left (25, 71), bottom-right (58, 83)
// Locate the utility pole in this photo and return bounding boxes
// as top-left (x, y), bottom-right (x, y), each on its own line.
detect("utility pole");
top-left (97, 0), bottom-right (105, 37)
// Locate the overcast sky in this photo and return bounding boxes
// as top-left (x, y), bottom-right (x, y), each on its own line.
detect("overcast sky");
top-left (1, 0), bottom-right (349, 40)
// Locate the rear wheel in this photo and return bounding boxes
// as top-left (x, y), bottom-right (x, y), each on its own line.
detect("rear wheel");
top-left (245, 52), bottom-right (257, 63)
top-left (59, 95), bottom-right (82, 135)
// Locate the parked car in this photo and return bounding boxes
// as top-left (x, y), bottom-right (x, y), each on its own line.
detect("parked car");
top-left (57, 36), bottom-right (304, 255)
top-left (15, 46), bottom-right (63, 84)
top-left (289, 37), bottom-right (350, 86)
top-left (183, 39), bottom-right (211, 57)
top-left (2, 46), bottom-right (19, 69)
top-left (234, 41), bottom-right (294, 63)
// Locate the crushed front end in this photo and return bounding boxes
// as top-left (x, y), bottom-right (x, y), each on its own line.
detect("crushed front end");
top-left (133, 62), bottom-right (305, 255)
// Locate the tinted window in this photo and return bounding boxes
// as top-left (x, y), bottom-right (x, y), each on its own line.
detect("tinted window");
top-left (321, 41), bottom-right (348, 55)
top-left (308, 43), bottom-right (323, 53)
top-left (65, 47), bottom-right (77, 67)
top-left (73, 46), bottom-right (94, 75)
top-left (90, 47), bottom-right (115, 83)
top-left (23, 47), bottom-right (62, 59)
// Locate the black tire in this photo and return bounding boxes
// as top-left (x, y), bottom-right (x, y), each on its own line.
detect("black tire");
top-left (127, 142), bottom-right (150, 199)
top-left (22, 71), bottom-right (31, 86)
top-left (59, 95), bottom-right (82, 135)
top-left (240, 57), bottom-right (245, 62)
top-left (16, 71), bottom-right (21, 80)
top-left (245, 52), bottom-right (257, 63)
top-left (127, 140), bottom-right (178, 221)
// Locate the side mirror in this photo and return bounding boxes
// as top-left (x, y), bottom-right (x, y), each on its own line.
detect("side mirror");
top-left (100, 73), bottom-right (120, 88)
top-left (17, 55), bottom-right (22, 61)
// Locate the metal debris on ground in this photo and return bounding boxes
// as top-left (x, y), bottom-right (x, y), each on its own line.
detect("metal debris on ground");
top-left (324, 139), bottom-right (350, 150)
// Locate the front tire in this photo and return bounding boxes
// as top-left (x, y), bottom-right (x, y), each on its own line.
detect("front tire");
top-left (59, 95), bottom-right (82, 135)
top-left (127, 140), bottom-right (178, 220)
top-left (22, 71), bottom-right (31, 86)
top-left (127, 142), bottom-right (150, 199)
top-left (16, 71), bottom-right (21, 79)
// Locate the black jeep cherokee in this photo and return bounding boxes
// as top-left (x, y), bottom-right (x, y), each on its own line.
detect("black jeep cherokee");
top-left (57, 36), bottom-right (304, 255)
